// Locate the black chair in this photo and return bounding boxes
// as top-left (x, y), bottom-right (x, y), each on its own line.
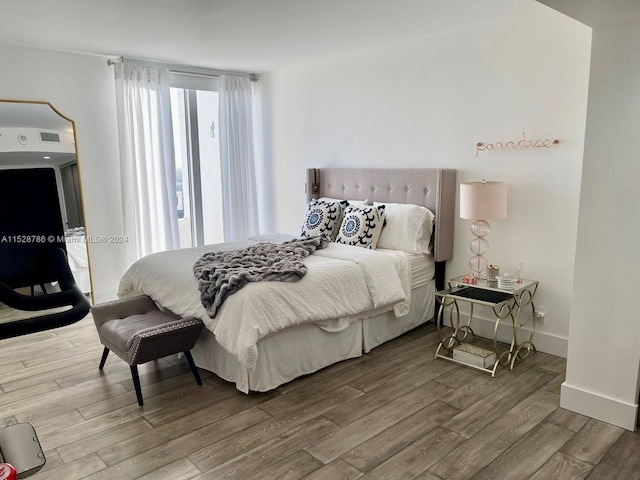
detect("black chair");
top-left (0, 168), bottom-right (90, 340)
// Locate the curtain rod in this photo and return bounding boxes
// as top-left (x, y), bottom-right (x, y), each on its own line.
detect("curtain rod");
top-left (106, 56), bottom-right (258, 82)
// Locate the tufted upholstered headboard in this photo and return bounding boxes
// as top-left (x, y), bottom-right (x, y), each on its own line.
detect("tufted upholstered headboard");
top-left (305, 168), bottom-right (457, 264)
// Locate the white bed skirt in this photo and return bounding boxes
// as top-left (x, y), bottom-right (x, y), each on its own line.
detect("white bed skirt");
top-left (364, 281), bottom-right (434, 352)
top-left (190, 281), bottom-right (434, 393)
top-left (191, 319), bottom-right (362, 393)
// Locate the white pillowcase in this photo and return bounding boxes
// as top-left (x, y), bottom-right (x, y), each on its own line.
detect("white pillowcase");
top-left (374, 202), bottom-right (435, 254)
top-left (319, 197), bottom-right (371, 206)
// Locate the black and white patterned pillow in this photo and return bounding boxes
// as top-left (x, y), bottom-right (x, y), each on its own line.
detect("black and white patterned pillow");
top-left (335, 204), bottom-right (386, 249)
top-left (301, 198), bottom-right (348, 240)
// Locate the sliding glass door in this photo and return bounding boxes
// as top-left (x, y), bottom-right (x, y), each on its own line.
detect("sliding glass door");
top-left (170, 75), bottom-right (224, 248)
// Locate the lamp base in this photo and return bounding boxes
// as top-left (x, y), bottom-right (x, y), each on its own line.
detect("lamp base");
top-left (469, 220), bottom-right (491, 278)
top-left (469, 255), bottom-right (488, 279)
top-left (471, 219), bottom-right (491, 238)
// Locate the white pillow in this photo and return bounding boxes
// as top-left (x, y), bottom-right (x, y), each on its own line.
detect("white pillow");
top-left (319, 197), bottom-right (371, 206)
top-left (301, 198), bottom-right (348, 240)
top-left (374, 202), bottom-right (435, 254)
top-left (335, 204), bottom-right (386, 249)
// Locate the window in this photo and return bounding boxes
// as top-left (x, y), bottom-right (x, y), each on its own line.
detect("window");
top-left (170, 73), bottom-right (224, 248)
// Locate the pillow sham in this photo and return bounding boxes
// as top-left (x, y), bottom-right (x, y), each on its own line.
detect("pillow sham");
top-left (301, 198), bottom-right (348, 240)
top-left (335, 204), bottom-right (386, 249)
top-left (374, 202), bottom-right (435, 254)
top-left (314, 198), bottom-right (371, 240)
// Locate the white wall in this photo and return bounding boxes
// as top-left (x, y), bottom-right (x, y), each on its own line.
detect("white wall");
top-left (561, 20), bottom-right (640, 430)
top-left (260, 0), bottom-right (591, 356)
top-left (0, 44), bottom-right (127, 302)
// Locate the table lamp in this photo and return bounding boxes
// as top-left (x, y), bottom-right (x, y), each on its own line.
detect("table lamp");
top-left (459, 180), bottom-right (507, 278)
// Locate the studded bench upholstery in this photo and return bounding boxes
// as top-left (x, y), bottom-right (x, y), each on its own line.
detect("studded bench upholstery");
top-left (91, 295), bottom-right (204, 406)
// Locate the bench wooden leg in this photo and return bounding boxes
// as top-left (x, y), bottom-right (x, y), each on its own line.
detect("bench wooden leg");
top-left (99, 347), bottom-right (110, 369)
top-left (184, 351), bottom-right (202, 385)
top-left (130, 365), bottom-right (144, 406)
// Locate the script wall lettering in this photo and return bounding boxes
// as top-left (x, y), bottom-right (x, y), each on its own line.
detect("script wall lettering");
top-left (476, 132), bottom-right (559, 157)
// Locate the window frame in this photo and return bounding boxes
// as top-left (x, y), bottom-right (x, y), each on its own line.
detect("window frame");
top-left (170, 72), bottom-right (220, 247)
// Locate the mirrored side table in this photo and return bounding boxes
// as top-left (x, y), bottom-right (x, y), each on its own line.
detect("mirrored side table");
top-left (434, 276), bottom-right (539, 376)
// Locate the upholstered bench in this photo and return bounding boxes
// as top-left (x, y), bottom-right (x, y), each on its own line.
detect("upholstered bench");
top-left (91, 295), bottom-right (204, 406)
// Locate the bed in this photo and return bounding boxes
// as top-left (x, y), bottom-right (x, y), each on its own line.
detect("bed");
top-left (118, 168), bottom-right (456, 392)
top-left (65, 227), bottom-right (91, 294)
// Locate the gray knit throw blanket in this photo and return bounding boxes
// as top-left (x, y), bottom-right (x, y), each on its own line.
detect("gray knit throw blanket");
top-left (193, 235), bottom-right (329, 318)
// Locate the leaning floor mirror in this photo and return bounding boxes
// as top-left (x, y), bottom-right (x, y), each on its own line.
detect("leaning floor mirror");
top-left (0, 99), bottom-right (92, 337)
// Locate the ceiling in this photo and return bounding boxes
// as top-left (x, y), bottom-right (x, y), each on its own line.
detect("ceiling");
top-left (536, 0), bottom-right (640, 27)
top-left (0, 0), bottom-right (515, 73)
top-left (0, 151), bottom-right (76, 167)
top-left (0, 101), bottom-right (73, 131)
top-left (1, 1), bottom-right (636, 75)
top-left (0, 102), bottom-right (76, 166)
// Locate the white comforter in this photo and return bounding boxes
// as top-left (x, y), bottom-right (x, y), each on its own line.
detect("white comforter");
top-left (118, 238), bottom-right (410, 369)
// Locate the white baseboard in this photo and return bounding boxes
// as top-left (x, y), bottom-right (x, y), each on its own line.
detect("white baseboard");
top-left (561, 382), bottom-right (639, 431)
top-left (442, 313), bottom-right (568, 357)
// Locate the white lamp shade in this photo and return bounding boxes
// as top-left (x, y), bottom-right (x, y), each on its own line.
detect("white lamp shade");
top-left (460, 181), bottom-right (507, 220)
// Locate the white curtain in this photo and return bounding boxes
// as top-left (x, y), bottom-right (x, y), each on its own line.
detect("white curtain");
top-left (114, 63), bottom-right (179, 266)
top-left (219, 75), bottom-right (260, 241)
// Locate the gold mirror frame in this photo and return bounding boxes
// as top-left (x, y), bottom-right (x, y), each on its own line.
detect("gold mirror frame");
top-left (0, 99), bottom-right (94, 304)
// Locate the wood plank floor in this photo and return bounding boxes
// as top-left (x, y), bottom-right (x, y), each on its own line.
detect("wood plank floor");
top-left (0, 314), bottom-right (638, 479)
